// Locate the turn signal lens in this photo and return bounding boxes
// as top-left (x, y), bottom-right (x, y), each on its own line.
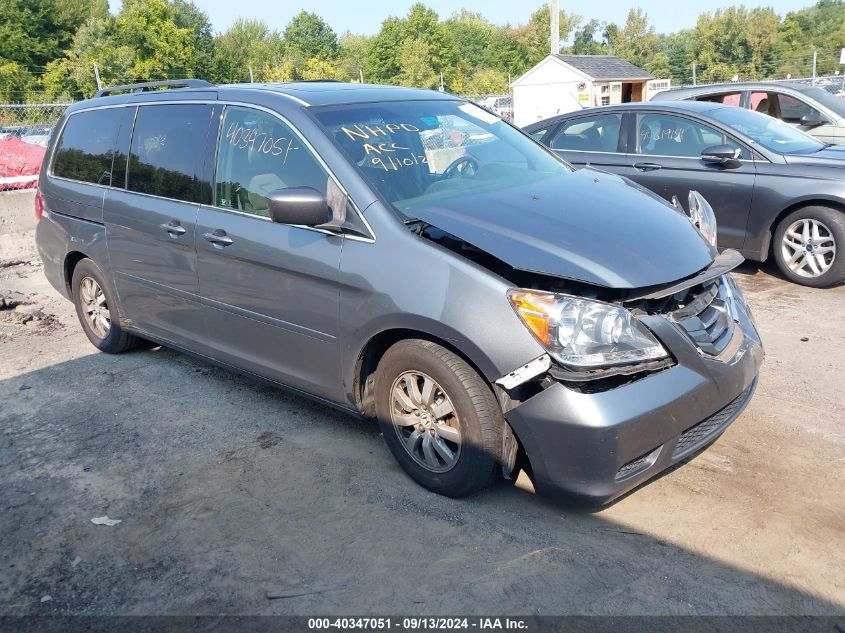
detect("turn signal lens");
top-left (508, 290), bottom-right (559, 345)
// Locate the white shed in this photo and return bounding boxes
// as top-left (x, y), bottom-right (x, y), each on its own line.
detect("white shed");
top-left (512, 54), bottom-right (666, 127)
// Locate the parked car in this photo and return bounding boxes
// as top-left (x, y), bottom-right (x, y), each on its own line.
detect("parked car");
top-left (525, 101), bottom-right (845, 287)
top-left (36, 80), bottom-right (762, 505)
top-left (651, 81), bottom-right (845, 145)
top-left (20, 125), bottom-right (53, 147)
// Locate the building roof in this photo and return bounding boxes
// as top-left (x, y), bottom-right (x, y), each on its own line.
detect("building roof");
top-left (552, 55), bottom-right (654, 81)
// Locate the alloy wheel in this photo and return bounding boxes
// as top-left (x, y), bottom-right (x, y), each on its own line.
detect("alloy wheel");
top-left (781, 218), bottom-right (836, 278)
top-left (79, 276), bottom-right (111, 338)
top-left (390, 371), bottom-right (462, 473)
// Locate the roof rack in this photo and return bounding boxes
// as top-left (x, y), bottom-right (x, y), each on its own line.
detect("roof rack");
top-left (94, 79), bottom-right (214, 98)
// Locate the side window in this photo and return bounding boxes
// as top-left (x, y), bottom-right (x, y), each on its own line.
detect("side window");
top-left (52, 109), bottom-right (122, 185)
top-left (214, 106), bottom-right (327, 217)
top-left (750, 91), bottom-right (775, 116)
top-left (696, 92), bottom-right (741, 106)
top-left (549, 114), bottom-right (622, 153)
top-left (777, 94), bottom-right (823, 123)
top-left (127, 104), bottom-right (212, 202)
top-left (529, 127), bottom-right (552, 142)
top-left (637, 113), bottom-right (745, 159)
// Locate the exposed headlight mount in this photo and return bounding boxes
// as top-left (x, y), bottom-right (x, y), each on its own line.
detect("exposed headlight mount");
top-left (507, 289), bottom-right (669, 370)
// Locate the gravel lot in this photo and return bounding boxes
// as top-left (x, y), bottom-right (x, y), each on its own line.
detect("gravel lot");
top-left (1, 224), bottom-right (843, 616)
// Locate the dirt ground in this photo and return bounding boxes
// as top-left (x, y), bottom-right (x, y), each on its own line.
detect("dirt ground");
top-left (1, 225), bottom-right (843, 616)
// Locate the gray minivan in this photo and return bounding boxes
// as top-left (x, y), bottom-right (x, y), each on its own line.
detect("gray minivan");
top-left (35, 80), bottom-right (763, 504)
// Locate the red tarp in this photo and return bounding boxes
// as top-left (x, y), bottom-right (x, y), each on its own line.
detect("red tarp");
top-left (0, 137), bottom-right (46, 190)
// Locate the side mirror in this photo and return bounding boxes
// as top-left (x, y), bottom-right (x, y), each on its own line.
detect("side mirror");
top-left (266, 187), bottom-right (330, 226)
top-left (701, 144), bottom-right (742, 168)
top-left (799, 113), bottom-right (827, 127)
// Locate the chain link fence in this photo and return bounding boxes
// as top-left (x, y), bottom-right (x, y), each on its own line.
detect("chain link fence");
top-left (769, 74), bottom-right (845, 96)
top-left (0, 103), bottom-right (70, 191)
top-left (462, 94), bottom-right (513, 122)
top-left (677, 74), bottom-right (845, 96)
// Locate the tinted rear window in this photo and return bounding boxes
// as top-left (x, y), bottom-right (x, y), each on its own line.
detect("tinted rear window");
top-left (127, 104), bottom-right (212, 202)
top-left (52, 109), bottom-right (122, 185)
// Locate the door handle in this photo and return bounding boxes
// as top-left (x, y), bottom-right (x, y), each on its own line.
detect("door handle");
top-left (633, 162), bottom-right (663, 171)
top-left (203, 230), bottom-right (233, 248)
top-left (160, 221), bottom-right (186, 237)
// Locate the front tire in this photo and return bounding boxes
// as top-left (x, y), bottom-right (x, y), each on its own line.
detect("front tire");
top-left (773, 206), bottom-right (844, 287)
top-left (71, 258), bottom-right (140, 353)
top-left (374, 339), bottom-right (505, 498)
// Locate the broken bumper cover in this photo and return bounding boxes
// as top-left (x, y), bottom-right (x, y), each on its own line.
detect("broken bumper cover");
top-left (504, 297), bottom-right (763, 505)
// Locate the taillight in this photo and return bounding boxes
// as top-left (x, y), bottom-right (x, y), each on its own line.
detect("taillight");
top-left (34, 187), bottom-right (44, 220)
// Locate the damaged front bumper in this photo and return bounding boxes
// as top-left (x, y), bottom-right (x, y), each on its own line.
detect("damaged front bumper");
top-left (502, 277), bottom-right (764, 505)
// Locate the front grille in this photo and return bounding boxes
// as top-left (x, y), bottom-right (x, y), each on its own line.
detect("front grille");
top-left (671, 278), bottom-right (735, 356)
top-left (672, 382), bottom-right (755, 458)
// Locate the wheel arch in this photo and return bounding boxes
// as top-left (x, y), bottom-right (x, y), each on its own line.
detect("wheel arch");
top-left (352, 327), bottom-right (496, 419)
top-left (766, 198), bottom-right (845, 259)
top-left (63, 250), bottom-right (89, 296)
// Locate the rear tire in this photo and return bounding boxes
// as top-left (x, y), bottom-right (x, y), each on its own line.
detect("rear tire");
top-left (773, 206), bottom-right (844, 287)
top-left (374, 339), bottom-right (505, 498)
top-left (71, 258), bottom-right (141, 353)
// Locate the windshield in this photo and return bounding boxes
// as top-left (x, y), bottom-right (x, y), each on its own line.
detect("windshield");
top-left (709, 105), bottom-right (824, 154)
top-left (312, 100), bottom-right (569, 217)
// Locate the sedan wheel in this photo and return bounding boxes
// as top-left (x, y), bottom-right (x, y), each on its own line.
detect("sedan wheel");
top-left (780, 218), bottom-right (836, 279)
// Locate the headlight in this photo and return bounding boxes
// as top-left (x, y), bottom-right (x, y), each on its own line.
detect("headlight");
top-left (688, 191), bottom-right (718, 247)
top-left (507, 289), bottom-right (668, 368)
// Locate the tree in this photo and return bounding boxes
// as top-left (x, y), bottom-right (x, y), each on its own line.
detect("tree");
top-left (115, 0), bottom-right (210, 81)
top-left (779, 0), bottom-right (845, 77)
top-left (509, 4), bottom-right (580, 66)
top-left (338, 33), bottom-right (371, 82)
top-left (42, 0), bottom-right (213, 99)
top-left (213, 19), bottom-right (284, 83)
top-left (658, 29), bottom-right (696, 84)
top-left (283, 11), bottom-right (339, 63)
top-left (442, 11), bottom-right (498, 72)
top-left (0, 60), bottom-right (34, 103)
top-left (42, 17), bottom-right (134, 99)
top-left (0, 0), bottom-right (108, 69)
top-left (613, 9), bottom-right (657, 70)
top-left (397, 39), bottom-right (438, 89)
top-left (572, 19), bottom-right (608, 55)
top-left (300, 57), bottom-right (346, 81)
top-left (366, 4), bottom-right (454, 87)
top-left (463, 69), bottom-right (509, 95)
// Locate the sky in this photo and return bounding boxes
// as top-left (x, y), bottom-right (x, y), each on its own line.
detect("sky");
top-left (109, 0), bottom-right (814, 36)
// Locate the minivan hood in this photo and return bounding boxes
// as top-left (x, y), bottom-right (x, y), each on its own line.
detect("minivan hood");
top-left (407, 168), bottom-right (715, 289)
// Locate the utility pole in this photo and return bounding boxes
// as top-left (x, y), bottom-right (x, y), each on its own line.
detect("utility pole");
top-left (248, 66), bottom-right (254, 83)
top-left (692, 62), bottom-right (696, 86)
top-left (93, 63), bottom-right (102, 90)
top-left (812, 49), bottom-right (817, 85)
top-left (549, 0), bottom-right (560, 55)
top-left (359, 68), bottom-right (364, 84)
